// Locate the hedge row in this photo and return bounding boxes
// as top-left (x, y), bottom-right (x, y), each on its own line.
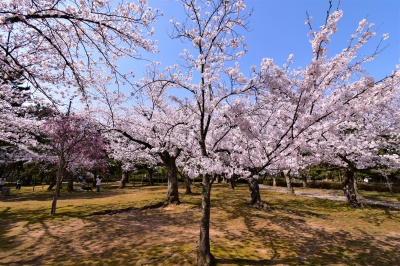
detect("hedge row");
top-left (263, 179), bottom-right (400, 193)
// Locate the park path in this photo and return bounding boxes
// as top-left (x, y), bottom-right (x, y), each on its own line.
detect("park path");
top-left (259, 184), bottom-right (400, 209)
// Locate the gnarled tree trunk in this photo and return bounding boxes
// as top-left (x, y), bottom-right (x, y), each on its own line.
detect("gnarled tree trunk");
top-left (248, 177), bottom-right (264, 208)
top-left (338, 155), bottom-right (362, 208)
top-left (342, 169), bottom-right (361, 207)
top-left (161, 151), bottom-right (180, 205)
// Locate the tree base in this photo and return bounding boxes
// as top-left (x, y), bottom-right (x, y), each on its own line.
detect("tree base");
top-left (249, 201), bottom-right (270, 211)
top-left (348, 200), bottom-right (363, 208)
top-left (165, 199), bottom-right (180, 206)
top-left (196, 251), bottom-right (216, 266)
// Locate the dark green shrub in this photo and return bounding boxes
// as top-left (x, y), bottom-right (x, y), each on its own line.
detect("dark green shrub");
top-left (307, 181), bottom-right (343, 190)
top-left (263, 179), bottom-right (399, 193)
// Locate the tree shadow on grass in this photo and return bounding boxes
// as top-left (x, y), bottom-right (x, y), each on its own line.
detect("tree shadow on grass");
top-left (210, 186), bottom-right (400, 266)
top-left (1, 204), bottom-right (202, 265)
top-left (216, 258), bottom-right (272, 265)
top-left (0, 185), bottom-right (157, 202)
top-left (1, 185), bottom-right (399, 266)
top-left (213, 216), bottom-right (400, 265)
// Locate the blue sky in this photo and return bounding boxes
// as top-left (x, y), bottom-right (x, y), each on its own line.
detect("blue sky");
top-left (140, 0), bottom-right (399, 82)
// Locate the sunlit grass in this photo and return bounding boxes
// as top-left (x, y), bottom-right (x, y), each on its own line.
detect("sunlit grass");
top-left (0, 182), bottom-right (399, 265)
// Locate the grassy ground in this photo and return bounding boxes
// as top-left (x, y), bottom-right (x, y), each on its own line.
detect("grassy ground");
top-left (0, 182), bottom-right (399, 265)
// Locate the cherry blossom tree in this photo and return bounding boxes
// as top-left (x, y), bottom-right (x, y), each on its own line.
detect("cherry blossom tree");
top-left (217, 5), bottom-right (400, 209)
top-left (290, 8), bottom-right (400, 206)
top-left (0, 0), bottom-right (161, 157)
top-left (101, 88), bottom-right (191, 204)
top-left (0, 85), bottom-right (42, 158)
top-left (40, 113), bottom-right (106, 215)
top-left (0, 0), bottom-right (160, 103)
top-left (303, 86), bottom-right (400, 206)
top-left (146, 1), bottom-right (254, 264)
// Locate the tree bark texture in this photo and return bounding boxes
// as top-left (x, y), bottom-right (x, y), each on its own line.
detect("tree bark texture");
top-left (284, 172), bottom-right (295, 196)
top-left (161, 152), bottom-right (180, 205)
top-left (184, 174), bottom-right (192, 195)
top-left (248, 177), bottom-right (263, 208)
top-left (197, 174), bottom-right (216, 266)
top-left (51, 166), bottom-right (63, 215)
top-left (148, 167), bottom-right (154, 186)
top-left (166, 162), bottom-right (179, 204)
top-left (342, 170), bottom-right (361, 207)
top-left (119, 171), bottom-right (128, 188)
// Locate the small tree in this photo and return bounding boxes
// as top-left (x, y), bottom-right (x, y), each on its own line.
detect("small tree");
top-left (41, 114), bottom-right (106, 215)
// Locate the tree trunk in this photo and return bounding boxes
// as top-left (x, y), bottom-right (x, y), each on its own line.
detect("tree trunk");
top-left (229, 176), bottom-right (236, 190)
top-left (119, 171), bottom-right (128, 188)
top-left (92, 169), bottom-right (97, 188)
top-left (32, 176), bottom-right (36, 191)
top-left (284, 172), bottom-right (295, 196)
top-left (342, 170), bottom-right (361, 207)
top-left (161, 152), bottom-right (180, 205)
top-left (166, 162), bottom-right (179, 204)
top-left (248, 177), bottom-right (263, 207)
top-left (184, 174), bottom-right (192, 195)
top-left (301, 174), bottom-right (307, 188)
top-left (148, 167), bottom-right (154, 186)
top-left (67, 175), bottom-right (74, 192)
top-left (141, 174), bottom-right (145, 186)
top-left (47, 175), bottom-right (56, 190)
top-left (51, 167), bottom-right (63, 215)
top-left (384, 175), bottom-right (394, 194)
top-left (197, 174), bottom-right (216, 266)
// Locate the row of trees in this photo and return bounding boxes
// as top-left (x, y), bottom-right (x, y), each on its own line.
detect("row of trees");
top-left (1, 1), bottom-right (399, 265)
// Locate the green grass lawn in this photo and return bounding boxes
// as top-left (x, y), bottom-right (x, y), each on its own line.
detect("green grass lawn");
top-left (1, 182), bottom-right (399, 265)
